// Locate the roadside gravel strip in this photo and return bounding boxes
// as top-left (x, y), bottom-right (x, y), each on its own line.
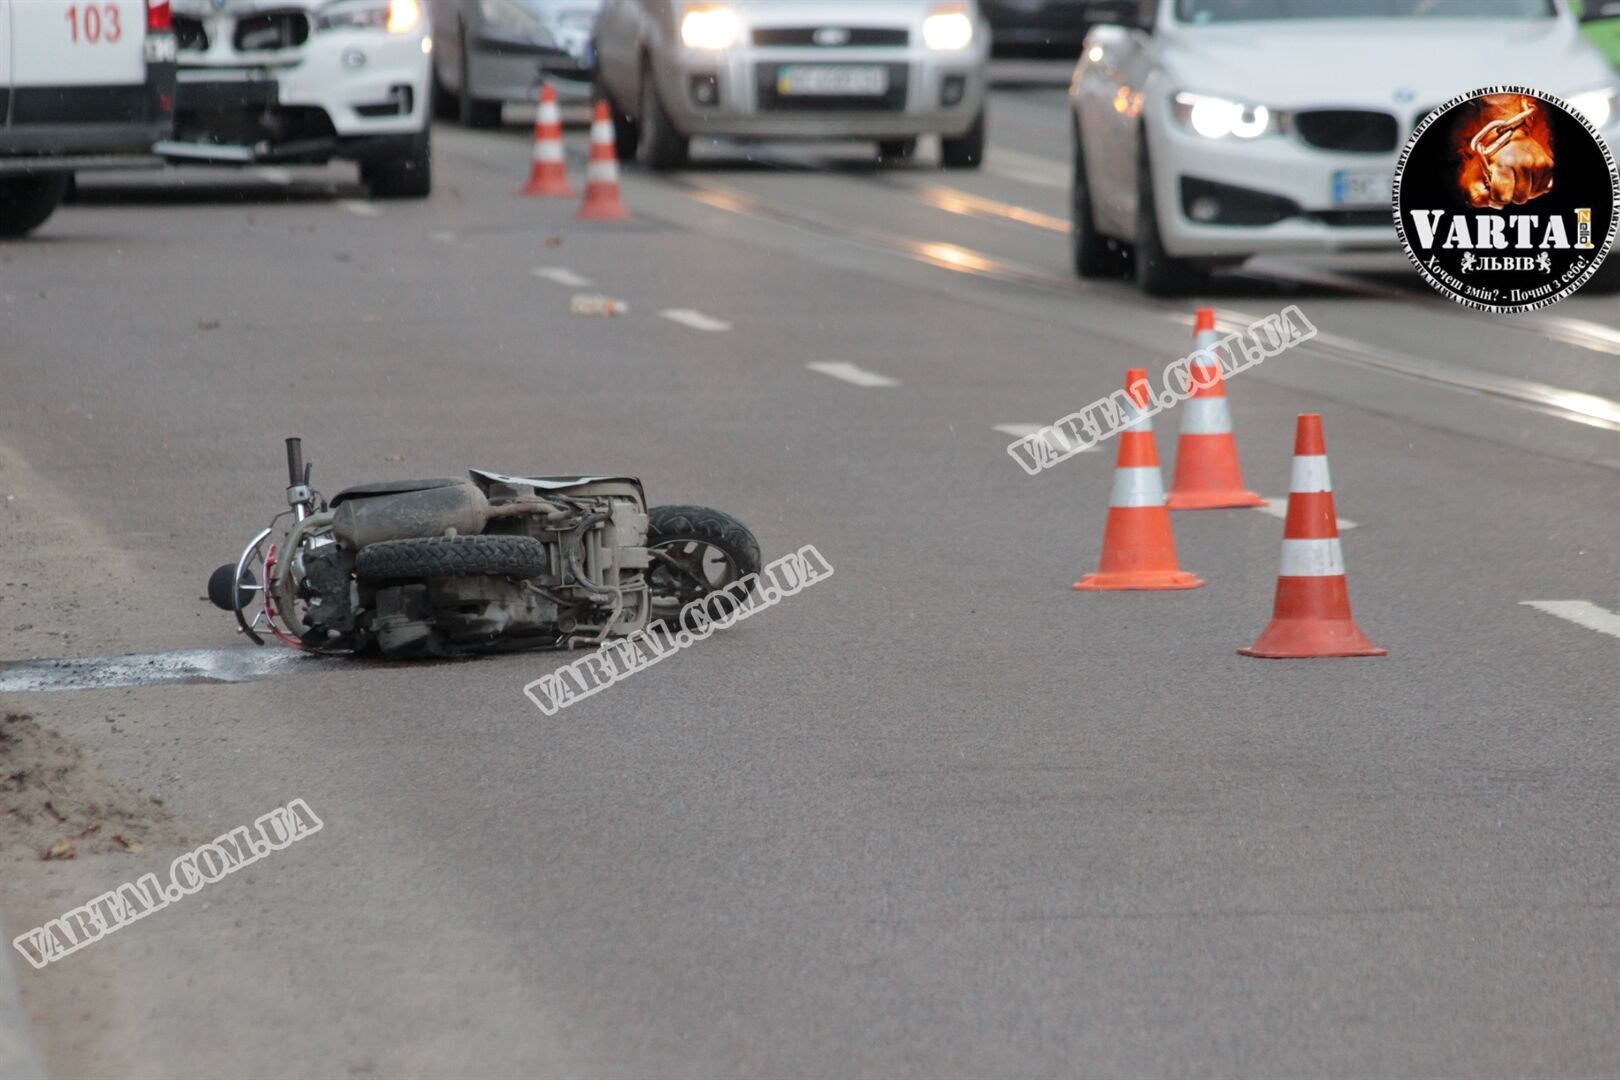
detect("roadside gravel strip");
top-left (0, 915), bottom-right (45, 1080)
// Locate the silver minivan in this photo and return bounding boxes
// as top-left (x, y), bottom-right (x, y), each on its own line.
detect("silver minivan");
top-left (594, 0), bottom-right (990, 169)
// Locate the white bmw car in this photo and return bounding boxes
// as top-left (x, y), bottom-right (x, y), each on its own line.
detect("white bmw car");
top-left (163, 0), bottom-right (434, 197)
top-left (1070, 0), bottom-right (1620, 294)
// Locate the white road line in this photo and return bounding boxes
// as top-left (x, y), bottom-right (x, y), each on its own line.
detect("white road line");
top-left (661, 309), bottom-right (732, 332)
top-left (430, 230), bottom-right (459, 244)
top-left (532, 266), bottom-right (594, 287)
top-left (807, 362), bottom-right (899, 388)
top-left (254, 166), bottom-right (292, 185)
top-left (335, 199), bottom-right (380, 217)
top-left (1253, 499), bottom-right (1358, 530)
top-left (993, 423), bottom-right (1098, 453)
top-left (1519, 600), bottom-right (1620, 640)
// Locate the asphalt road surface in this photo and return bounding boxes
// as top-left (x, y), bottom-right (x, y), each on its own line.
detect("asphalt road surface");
top-left (2, 64), bottom-right (1618, 1078)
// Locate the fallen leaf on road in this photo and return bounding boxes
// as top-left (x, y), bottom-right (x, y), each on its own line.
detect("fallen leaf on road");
top-left (43, 837), bottom-right (76, 860)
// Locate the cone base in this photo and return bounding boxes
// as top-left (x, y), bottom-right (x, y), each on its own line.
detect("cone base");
top-left (1074, 569), bottom-right (1205, 591)
top-left (1166, 490), bottom-right (1267, 510)
top-left (577, 200), bottom-right (631, 221)
top-left (1238, 618), bottom-right (1387, 658)
top-left (522, 180), bottom-right (576, 198)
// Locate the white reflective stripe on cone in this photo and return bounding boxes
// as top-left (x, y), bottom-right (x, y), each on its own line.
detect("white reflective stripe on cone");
top-left (534, 141), bottom-right (564, 162)
top-left (539, 105), bottom-right (562, 124)
top-left (1289, 454), bottom-right (1333, 494)
top-left (1278, 537), bottom-right (1345, 577)
top-left (1111, 466), bottom-right (1166, 508)
top-left (1180, 397), bottom-right (1232, 435)
top-left (586, 161), bottom-right (618, 183)
top-left (591, 121), bottom-right (615, 143)
top-left (1121, 404), bottom-right (1153, 433)
top-left (1194, 329), bottom-right (1221, 352)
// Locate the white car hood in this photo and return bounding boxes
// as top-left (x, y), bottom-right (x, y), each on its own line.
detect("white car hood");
top-left (1160, 18), bottom-right (1617, 112)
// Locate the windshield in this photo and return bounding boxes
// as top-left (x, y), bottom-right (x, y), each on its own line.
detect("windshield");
top-left (1175, 0), bottom-right (1555, 22)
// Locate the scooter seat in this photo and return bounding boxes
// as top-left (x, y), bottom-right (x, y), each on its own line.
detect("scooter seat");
top-left (328, 478), bottom-right (465, 507)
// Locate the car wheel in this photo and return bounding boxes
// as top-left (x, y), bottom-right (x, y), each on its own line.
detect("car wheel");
top-left (596, 66), bottom-right (640, 160)
top-left (1072, 123), bottom-right (1128, 279)
top-left (637, 68), bottom-right (689, 171)
top-left (1581, 254), bottom-right (1620, 294)
top-left (363, 128), bottom-right (433, 199)
top-left (1134, 137), bottom-right (1207, 297)
top-left (431, 55), bottom-right (458, 122)
top-left (0, 175), bottom-right (69, 239)
top-left (457, 31), bottom-right (504, 129)
top-left (940, 110), bottom-right (985, 170)
top-left (877, 138), bottom-right (918, 165)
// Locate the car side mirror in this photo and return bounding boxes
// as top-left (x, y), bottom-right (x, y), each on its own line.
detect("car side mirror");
top-left (1084, 0), bottom-right (1147, 30)
top-left (1582, 0), bottom-right (1620, 21)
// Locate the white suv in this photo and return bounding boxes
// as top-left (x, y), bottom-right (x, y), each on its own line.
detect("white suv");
top-left (1070, 0), bottom-right (1620, 294)
top-left (161, 0), bottom-right (433, 197)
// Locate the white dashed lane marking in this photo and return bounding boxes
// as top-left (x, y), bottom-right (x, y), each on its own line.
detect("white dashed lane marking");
top-left (807, 362), bottom-right (899, 388)
top-left (661, 309), bottom-right (733, 332)
top-left (1520, 600), bottom-right (1620, 640)
top-left (430, 230), bottom-right (459, 244)
top-left (253, 167), bottom-right (292, 185)
top-left (532, 266), bottom-right (593, 287)
top-left (993, 424), bottom-right (1098, 453)
top-left (1254, 499), bottom-right (1358, 530)
top-left (335, 199), bottom-right (380, 217)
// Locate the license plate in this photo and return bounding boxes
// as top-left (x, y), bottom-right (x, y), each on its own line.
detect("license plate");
top-left (776, 65), bottom-right (888, 97)
top-left (1332, 170), bottom-right (1392, 206)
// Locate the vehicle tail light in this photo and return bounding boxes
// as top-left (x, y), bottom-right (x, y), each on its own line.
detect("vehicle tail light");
top-left (147, 0), bottom-right (172, 32)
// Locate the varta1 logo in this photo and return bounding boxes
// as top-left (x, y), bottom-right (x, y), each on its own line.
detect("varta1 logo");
top-left (1393, 86), bottom-right (1619, 312)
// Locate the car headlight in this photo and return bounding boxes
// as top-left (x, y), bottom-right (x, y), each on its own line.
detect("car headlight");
top-left (923, 4), bottom-right (974, 51)
top-left (1173, 91), bottom-right (1276, 140)
top-left (681, 6), bottom-right (738, 50)
top-left (1567, 87), bottom-right (1617, 130)
top-left (479, 0), bottom-right (555, 46)
top-left (317, 0), bottom-right (421, 34)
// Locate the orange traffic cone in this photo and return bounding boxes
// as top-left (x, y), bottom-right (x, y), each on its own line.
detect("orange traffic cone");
top-left (1239, 414), bottom-right (1386, 658)
top-left (577, 101), bottom-right (630, 221)
top-left (1167, 308), bottom-right (1265, 510)
top-left (521, 84), bottom-right (574, 198)
top-left (1075, 369), bottom-right (1205, 591)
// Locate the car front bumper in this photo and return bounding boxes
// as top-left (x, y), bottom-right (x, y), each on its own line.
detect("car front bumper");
top-left (651, 41), bottom-right (989, 140)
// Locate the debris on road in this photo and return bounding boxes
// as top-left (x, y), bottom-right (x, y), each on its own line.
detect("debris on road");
top-left (571, 295), bottom-right (629, 317)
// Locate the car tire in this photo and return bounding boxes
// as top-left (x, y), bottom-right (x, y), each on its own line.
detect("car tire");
top-left (0, 175), bottom-right (69, 239)
top-left (940, 110), bottom-right (986, 170)
top-left (637, 68), bottom-right (689, 171)
top-left (878, 138), bottom-right (918, 165)
top-left (363, 128), bottom-right (433, 199)
top-left (1072, 122), bottom-right (1129, 279)
top-left (457, 31), bottom-right (504, 129)
top-left (431, 57), bottom-right (458, 122)
top-left (1134, 137), bottom-right (1207, 297)
top-left (597, 65), bottom-right (641, 160)
top-left (1582, 254), bottom-right (1620, 294)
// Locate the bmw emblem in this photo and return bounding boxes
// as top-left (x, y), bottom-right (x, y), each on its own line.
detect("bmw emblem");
top-left (1393, 87), bottom-right (1417, 104)
top-left (813, 27), bottom-right (851, 47)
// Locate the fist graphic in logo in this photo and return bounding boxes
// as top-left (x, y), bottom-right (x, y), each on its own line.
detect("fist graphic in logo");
top-left (1462, 98), bottom-right (1555, 209)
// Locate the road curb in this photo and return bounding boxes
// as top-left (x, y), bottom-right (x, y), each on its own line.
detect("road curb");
top-left (0, 915), bottom-right (46, 1080)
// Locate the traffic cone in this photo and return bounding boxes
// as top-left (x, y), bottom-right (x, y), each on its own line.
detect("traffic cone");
top-left (1074, 369), bottom-right (1205, 591)
top-left (521, 84), bottom-right (574, 198)
top-left (577, 101), bottom-right (631, 221)
top-left (1167, 308), bottom-right (1266, 510)
top-left (1239, 414), bottom-right (1386, 658)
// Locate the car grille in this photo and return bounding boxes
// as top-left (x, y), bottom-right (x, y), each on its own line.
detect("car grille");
top-left (174, 14), bottom-right (208, 51)
top-left (233, 10), bottom-right (310, 52)
top-left (756, 63), bottom-right (909, 112)
top-left (1293, 110), bottom-right (1400, 154)
top-left (752, 27), bottom-right (910, 47)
